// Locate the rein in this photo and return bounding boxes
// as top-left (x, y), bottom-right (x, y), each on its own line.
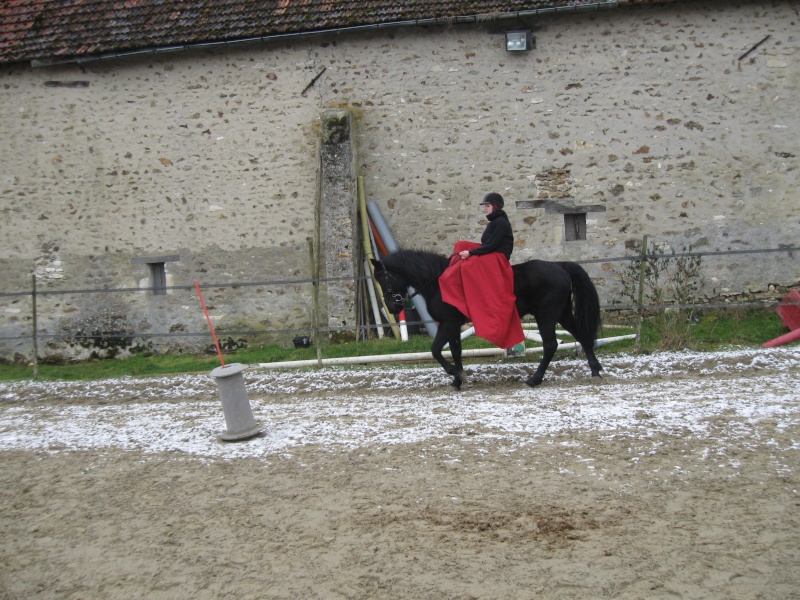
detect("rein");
top-left (381, 253), bottom-right (457, 303)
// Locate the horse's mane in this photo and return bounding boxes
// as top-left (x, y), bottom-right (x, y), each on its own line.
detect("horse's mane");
top-left (380, 247), bottom-right (450, 280)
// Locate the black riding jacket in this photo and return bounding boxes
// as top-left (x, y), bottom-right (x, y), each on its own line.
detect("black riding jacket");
top-left (468, 209), bottom-right (514, 259)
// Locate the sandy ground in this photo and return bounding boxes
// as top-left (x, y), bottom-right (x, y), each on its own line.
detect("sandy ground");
top-left (1, 347), bottom-right (799, 599)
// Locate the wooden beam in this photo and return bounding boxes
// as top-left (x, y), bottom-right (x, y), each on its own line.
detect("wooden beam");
top-left (515, 200), bottom-right (606, 214)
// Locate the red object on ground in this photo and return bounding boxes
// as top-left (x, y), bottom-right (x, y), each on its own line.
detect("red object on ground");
top-left (439, 241), bottom-right (524, 349)
top-left (775, 289), bottom-right (800, 331)
top-left (762, 327), bottom-right (800, 348)
top-left (762, 289), bottom-right (800, 348)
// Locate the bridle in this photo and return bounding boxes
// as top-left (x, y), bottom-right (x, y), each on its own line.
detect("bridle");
top-left (385, 282), bottom-right (406, 311)
top-left (376, 253), bottom-right (457, 315)
top-left (377, 263), bottom-right (407, 315)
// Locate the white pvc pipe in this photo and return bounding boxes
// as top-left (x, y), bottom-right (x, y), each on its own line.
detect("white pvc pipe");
top-left (444, 325), bottom-right (475, 349)
top-left (399, 313), bottom-right (409, 342)
top-left (544, 334), bottom-right (635, 351)
top-left (595, 334), bottom-right (636, 346)
top-left (453, 326), bottom-right (567, 346)
top-left (251, 347), bottom-right (508, 370)
top-left (363, 259), bottom-right (384, 339)
top-left (366, 202), bottom-right (398, 251)
top-left (249, 334), bottom-right (636, 371)
top-left (368, 221), bottom-right (382, 267)
top-left (524, 330), bottom-right (570, 344)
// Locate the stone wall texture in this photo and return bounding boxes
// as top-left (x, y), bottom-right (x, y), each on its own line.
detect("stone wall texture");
top-left (1, 0), bottom-right (798, 361)
top-left (320, 109), bottom-right (359, 338)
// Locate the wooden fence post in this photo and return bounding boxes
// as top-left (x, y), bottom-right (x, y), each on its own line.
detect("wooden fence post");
top-left (635, 234), bottom-right (649, 353)
top-left (31, 274), bottom-right (39, 380)
top-left (309, 238), bottom-right (322, 366)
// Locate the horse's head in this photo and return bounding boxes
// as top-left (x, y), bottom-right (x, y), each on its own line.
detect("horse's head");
top-left (371, 258), bottom-right (408, 316)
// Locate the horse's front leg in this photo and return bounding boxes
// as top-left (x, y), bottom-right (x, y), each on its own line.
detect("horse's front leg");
top-left (431, 325), bottom-right (466, 389)
top-left (448, 334), bottom-right (466, 389)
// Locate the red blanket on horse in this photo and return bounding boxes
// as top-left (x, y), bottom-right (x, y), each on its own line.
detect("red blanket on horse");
top-left (439, 241), bottom-right (524, 349)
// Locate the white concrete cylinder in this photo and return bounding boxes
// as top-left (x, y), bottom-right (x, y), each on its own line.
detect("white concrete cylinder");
top-left (210, 363), bottom-right (262, 441)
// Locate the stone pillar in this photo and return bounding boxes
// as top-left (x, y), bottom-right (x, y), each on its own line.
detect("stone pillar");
top-left (319, 109), bottom-right (358, 340)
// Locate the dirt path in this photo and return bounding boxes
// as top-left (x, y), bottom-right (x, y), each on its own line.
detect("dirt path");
top-left (1, 348), bottom-right (799, 599)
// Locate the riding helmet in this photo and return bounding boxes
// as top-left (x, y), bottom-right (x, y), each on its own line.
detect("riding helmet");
top-left (481, 192), bottom-right (504, 210)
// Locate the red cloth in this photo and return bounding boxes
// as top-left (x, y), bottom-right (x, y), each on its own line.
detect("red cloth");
top-left (439, 241), bottom-right (524, 349)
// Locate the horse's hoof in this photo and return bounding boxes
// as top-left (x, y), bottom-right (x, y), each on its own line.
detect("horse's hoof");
top-left (525, 376), bottom-right (542, 388)
top-left (457, 370), bottom-right (467, 383)
top-left (450, 377), bottom-right (462, 390)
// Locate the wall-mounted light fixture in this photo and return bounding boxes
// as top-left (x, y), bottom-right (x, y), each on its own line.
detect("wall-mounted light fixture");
top-left (505, 30), bottom-right (534, 52)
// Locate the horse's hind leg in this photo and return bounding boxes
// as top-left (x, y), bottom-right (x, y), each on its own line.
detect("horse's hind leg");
top-left (559, 312), bottom-right (602, 378)
top-left (583, 345), bottom-right (602, 378)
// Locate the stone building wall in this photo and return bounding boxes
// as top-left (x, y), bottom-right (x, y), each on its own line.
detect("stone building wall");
top-left (0, 0), bottom-right (798, 360)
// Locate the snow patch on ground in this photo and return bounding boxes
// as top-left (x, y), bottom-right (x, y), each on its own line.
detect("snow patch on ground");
top-left (0, 347), bottom-right (798, 462)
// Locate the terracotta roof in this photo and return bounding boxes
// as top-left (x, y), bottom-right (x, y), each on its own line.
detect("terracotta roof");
top-left (0, 0), bottom-right (665, 65)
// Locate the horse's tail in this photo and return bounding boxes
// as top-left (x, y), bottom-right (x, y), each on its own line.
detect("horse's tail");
top-left (559, 262), bottom-right (601, 344)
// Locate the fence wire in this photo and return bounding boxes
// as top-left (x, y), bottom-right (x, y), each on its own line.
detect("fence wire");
top-left (1, 246), bottom-right (797, 345)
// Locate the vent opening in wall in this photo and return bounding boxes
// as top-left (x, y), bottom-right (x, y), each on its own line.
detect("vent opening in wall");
top-left (148, 262), bottom-right (167, 295)
top-left (132, 254), bottom-right (179, 295)
top-left (515, 173), bottom-right (605, 244)
top-left (564, 213), bottom-right (587, 242)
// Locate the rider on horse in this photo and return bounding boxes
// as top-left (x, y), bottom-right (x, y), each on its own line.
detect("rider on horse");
top-left (457, 192), bottom-right (514, 261)
top-left (440, 192), bottom-right (525, 350)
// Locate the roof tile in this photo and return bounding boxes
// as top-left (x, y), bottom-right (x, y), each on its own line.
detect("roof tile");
top-left (0, 0), bottom-right (666, 64)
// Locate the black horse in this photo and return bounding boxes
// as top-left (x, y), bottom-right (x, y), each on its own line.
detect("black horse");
top-left (372, 249), bottom-right (602, 389)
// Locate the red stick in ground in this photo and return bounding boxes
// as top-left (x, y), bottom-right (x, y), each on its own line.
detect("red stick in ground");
top-left (194, 281), bottom-right (225, 367)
